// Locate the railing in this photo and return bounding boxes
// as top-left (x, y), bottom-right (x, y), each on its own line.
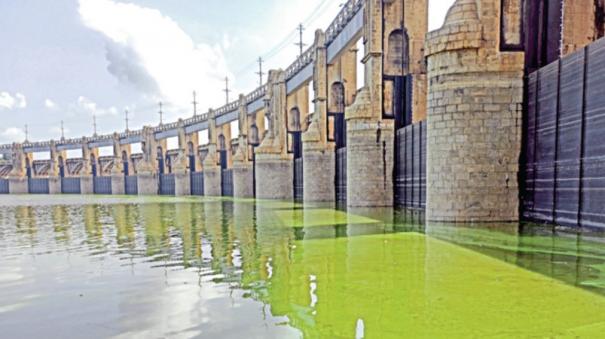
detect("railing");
top-left (325, 0), bottom-right (364, 46)
top-left (285, 44), bottom-right (315, 80)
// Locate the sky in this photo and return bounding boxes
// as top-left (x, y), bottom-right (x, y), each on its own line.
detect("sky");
top-left (0, 0), bottom-right (456, 144)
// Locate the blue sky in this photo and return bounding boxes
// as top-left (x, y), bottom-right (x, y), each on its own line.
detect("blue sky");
top-left (0, 0), bottom-right (455, 143)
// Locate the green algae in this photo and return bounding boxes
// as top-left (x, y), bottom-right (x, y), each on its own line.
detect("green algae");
top-left (1, 196), bottom-right (605, 338)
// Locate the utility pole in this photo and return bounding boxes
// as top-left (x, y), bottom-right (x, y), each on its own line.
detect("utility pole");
top-left (256, 57), bottom-right (265, 86)
top-left (295, 23), bottom-right (306, 56)
top-left (192, 91), bottom-right (198, 117)
top-left (60, 120), bottom-right (65, 140)
top-left (223, 77), bottom-right (231, 104)
top-left (93, 113), bottom-right (97, 136)
top-left (158, 102), bottom-right (164, 125)
top-left (24, 124), bottom-right (28, 142)
top-left (124, 109), bottom-right (129, 132)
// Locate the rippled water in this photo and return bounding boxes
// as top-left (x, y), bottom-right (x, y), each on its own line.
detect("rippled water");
top-left (1, 195), bottom-right (605, 338)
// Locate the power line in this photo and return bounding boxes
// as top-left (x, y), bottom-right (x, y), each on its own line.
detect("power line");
top-left (60, 120), bottom-right (65, 140)
top-left (24, 124), bottom-right (28, 142)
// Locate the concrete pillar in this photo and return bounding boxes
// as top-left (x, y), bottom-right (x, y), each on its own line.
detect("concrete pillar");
top-left (137, 127), bottom-right (158, 195)
top-left (174, 120), bottom-right (191, 196)
top-left (233, 95), bottom-right (255, 198)
top-left (345, 0), bottom-right (395, 207)
top-left (303, 30), bottom-right (335, 202)
top-left (8, 143), bottom-right (28, 194)
top-left (203, 110), bottom-right (222, 196)
top-left (254, 70), bottom-right (293, 200)
top-left (80, 139), bottom-right (93, 194)
top-left (49, 141), bottom-right (61, 194)
top-left (425, 0), bottom-right (524, 222)
top-left (111, 133), bottom-right (125, 195)
top-left (81, 175), bottom-right (93, 194)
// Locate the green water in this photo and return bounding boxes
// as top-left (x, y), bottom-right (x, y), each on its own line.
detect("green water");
top-left (1, 196), bottom-right (605, 338)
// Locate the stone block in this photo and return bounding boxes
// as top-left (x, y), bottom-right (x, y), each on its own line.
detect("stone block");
top-left (204, 167), bottom-right (222, 197)
top-left (174, 171), bottom-right (191, 196)
top-left (49, 176), bottom-right (61, 194)
top-left (111, 175), bottom-right (125, 195)
top-left (8, 177), bottom-right (28, 194)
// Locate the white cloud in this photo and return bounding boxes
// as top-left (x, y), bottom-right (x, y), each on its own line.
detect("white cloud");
top-left (75, 96), bottom-right (118, 117)
top-left (78, 0), bottom-right (232, 111)
top-left (45, 99), bottom-right (57, 110)
top-left (0, 92), bottom-right (27, 110)
top-left (1, 127), bottom-right (25, 143)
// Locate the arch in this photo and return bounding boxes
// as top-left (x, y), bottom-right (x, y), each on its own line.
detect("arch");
top-left (329, 82), bottom-right (345, 113)
top-left (156, 146), bottom-right (164, 174)
top-left (187, 141), bottom-right (196, 172)
top-left (289, 107), bottom-right (301, 132)
top-left (187, 141), bottom-right (195, 156)
top-left (90, 154), bottom-right (97, 177)
top-left (249, 124), bottom-right (260, 146)
top-left (165, 154), bottom-right (172, 174)
top-left (58, 155), bottom-right (65, 177)
top-left (218, 134), bottom-right (226, 151)
top-left (121, 150), bottom-right (129, 176)
top-left (387, 29), bottom-right (409, 74)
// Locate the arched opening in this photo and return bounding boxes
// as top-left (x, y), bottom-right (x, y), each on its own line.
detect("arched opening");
top-left (90, 154), bottom-right (97, 177)
top-left (25, 157), bottom-right (31, 178)
top-left (122, 150), bottom-right (129, 176)
top-left (218, 134), bottom-right (226, 151)
top-left (187, 141), bottom-right (196, 172)
top-left (249, 125), bottom-right (260, 146)
top-left (330, 82), bottom-right (345, 113)
top-left (289, 107), bottom-right (301, 132)
top-left (387, 29), bottom-right (409, 75)
top-left (165, 154), bottom-right (172, 174)
top-left (58, 156), bottom-right (65, 178)
top-left (328, 82), bottom-right (347, 149)
top-left (157, 146), bottom-right (164, 174)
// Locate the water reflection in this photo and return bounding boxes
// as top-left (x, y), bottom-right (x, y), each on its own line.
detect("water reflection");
top-left (0, 196), bottom-right (604, 338)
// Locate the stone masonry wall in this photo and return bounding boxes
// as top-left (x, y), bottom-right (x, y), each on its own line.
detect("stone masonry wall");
top-left (425, 0), bottom-right (524, 222)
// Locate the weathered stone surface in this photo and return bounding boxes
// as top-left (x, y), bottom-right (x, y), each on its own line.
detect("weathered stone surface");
top-left (80, 175), bottom-right (93, 194)
top-left (137, 172), bottom-right (158, 195)
top-left (49, 176), bottom-right (61, 194)
top-left (203, 167), bottom-right (221, 196)
top-left (425, 0), bottom-right (524, 222)
top-left (8, 177), bottom-right (27, 194)
top-left (303, 146), bottom-right (335, 203)
top-left (346, 88), bottom-right (395, 207)
top-left (255, 156), bottom-right (293, 200)
top-left (174, 171), bottom-right (190, 196)
top-left (232, 164), bottom-right (254, 198)
top-left (111, 174), bottom-right (125, 195)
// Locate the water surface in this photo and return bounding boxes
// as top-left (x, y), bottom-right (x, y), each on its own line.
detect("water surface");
top-left (1, 195), bottom-right (605, 338)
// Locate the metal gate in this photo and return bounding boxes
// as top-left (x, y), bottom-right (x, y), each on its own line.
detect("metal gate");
top-left (61, 177), bottom-right (81, 194)
top-left (190, 172), bottom-right (204, 196)
top-left (159, 173), bottom-right (175, 195)
top-left (93, 176), bottom-right (112, 195)
top-left (523, 40), bottom-right (605, 229)
top-left (395, 121), bottom-right (426, 209)
top-left (294, 158), bottom-right (304, 201)
top-left (336, 147), bottom-right (347, 203)
top-left (125, 176), bottom-right (138, 195)
top-left (221, 169), bottom-right (233, 197)
top-left (28, 178), bottom-right (49, 194)
top-left (0, 179), bottom-right (8, 194)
